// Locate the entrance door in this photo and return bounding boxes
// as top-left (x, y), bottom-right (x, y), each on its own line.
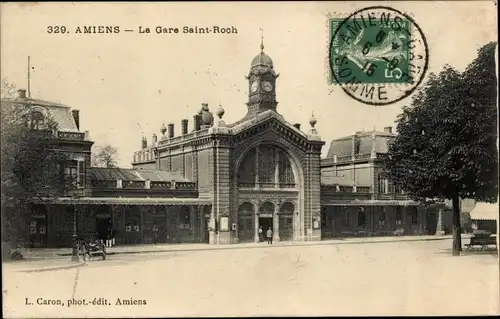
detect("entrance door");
top-left (238, 216), bottom-right (253, 242)
top-left (279, 215), bottom-right (293, 241)
top-left (238, 202), bottom-right (256, 243)
top-left (259, 217), bottom-right (273, 234)
top-left (29, 218), bottom-right (47, 248)
top-left (96, 215), bottom-right (112, 241)
top-left (279, 202), bottom-right (295, 241)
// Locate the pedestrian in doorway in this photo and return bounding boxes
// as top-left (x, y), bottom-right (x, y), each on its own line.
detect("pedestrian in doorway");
top-left (266, 227), bottom-right (273, 244)
top-left (258, 226), bottom-right (264, 242)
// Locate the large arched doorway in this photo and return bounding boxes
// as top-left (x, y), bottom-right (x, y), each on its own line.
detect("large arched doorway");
top-left (237, 202), bottom-right (254, 242)
top-left (258, 201), bottom-right (275, 235)
top-left (236, 143), bottom-right (301, 242)
top-left (279, 202), bottom-right (294, 241)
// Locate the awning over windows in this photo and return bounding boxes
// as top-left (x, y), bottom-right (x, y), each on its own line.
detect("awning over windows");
top-left (34, 197), bottom-right (212, 206)
top-left (470, 202), bottom-right (499, 221)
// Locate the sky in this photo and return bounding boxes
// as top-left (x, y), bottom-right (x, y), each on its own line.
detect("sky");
top-left (1, 1), bottom-right (497, 168)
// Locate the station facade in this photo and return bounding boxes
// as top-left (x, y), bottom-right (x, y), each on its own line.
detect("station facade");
top-left (6, 42), bottom-right (445, 248)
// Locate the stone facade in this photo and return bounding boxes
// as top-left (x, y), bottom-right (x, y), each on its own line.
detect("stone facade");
top-left (7, 43), bottom-right (452, 249)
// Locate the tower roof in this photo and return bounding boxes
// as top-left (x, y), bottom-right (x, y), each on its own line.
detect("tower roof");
top-left (250, 51), bottom-right (274, 68)
top-left (250, 28), bottom-right (274, 69)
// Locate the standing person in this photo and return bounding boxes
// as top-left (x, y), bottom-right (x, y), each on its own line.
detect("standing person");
top-left (266, 227), bottom-right (273, 244)
top-left (258, 226), bottom-right (264, 242)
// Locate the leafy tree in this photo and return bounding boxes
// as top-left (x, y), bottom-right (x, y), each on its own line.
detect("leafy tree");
top-left (91, 144), bottom-right (119, 168)
top-left (1, 79), bottom-right (73, 248)
top-left (385, 42), bottom-right (498, 256)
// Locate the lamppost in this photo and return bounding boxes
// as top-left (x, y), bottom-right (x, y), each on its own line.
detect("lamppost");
top-left (71, 193), bottom-right (80, 262)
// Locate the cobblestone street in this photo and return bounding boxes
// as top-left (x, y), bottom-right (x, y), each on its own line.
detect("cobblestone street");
top-left (3, 239), bottom-right (499, 317)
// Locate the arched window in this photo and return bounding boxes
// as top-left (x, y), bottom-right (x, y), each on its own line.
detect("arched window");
top-left (259, 202), bottom-right (275, 215)
top-left (237, 145), bottom-right (296, 189)
top-left (279, 202), bottom-right (295, 215)
top-left (237, 148), bottom-right (256, 187)
top-left (30, 111), bottom-right (45, 130)
top-left (238, 202), bottom-right (254, 215)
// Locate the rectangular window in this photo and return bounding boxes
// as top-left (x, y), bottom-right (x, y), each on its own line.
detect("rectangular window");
top-left (410, 209), bottom-right (418, 225)
top-left (65, 164), bottom-right (78, 188)
top-left (378, 212), bottom-right (386, 226)
top-left (29, 221), bottom-right (37, 234)
top-left (64, 160), bottom-right (85, 188)
top-left (395, 207), bottom-right (403, 225)
top-left (77, 160), bottom-right (85, 188)
top-left (394, 183), bottom-right (403, 194)
top-left (387, 182), bottom-right (394, 194)
top-left (378, 178), bottom-right (388, 194)
top-left (179, 210), bottom-right (190, 229)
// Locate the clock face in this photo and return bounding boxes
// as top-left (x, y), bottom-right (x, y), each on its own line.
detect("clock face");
top-left (251, 81), bottom-right (259, 93)
top-left (262, 81), bottom-right (273, 92)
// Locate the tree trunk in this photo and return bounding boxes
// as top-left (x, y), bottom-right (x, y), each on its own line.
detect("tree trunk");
top-left (451, 194), bottom-right (462, 256)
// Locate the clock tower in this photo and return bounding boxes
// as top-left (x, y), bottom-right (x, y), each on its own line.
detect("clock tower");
top-left (245, 34), bottom-right (279, 116)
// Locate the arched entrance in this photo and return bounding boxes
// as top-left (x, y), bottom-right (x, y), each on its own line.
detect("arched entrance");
top-left (279, 202), bottom-right (294, 241)
top-left (235, 143), bottom-right (301, 242)
top-left (237, 202), bottom-right (254, 242)
top-left (258, 201), bottom-right (275, 237)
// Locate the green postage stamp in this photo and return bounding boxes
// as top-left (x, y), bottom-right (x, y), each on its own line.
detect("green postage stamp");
top-left (328, 6), bottom-right (429, 105)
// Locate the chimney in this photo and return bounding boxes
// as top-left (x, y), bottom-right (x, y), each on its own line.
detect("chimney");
top-left (384, 126), bottom-right (393, 134)
top-left (71, 109), bottom-right (80, 131)
top-left (18, 89), bottom-right (27, 99)
top-left (168, 123), bottom-right (175, 138)
top-left (293, 123), bottom-right (301, 130)
top-left (181, 119), bottom-right (189, 135)
top-left (141, 137), bottom-right (147, 149)
top-left (193, 114), bottom-right (201, 131)
top-left (152, 134), bottom-right (157, 146)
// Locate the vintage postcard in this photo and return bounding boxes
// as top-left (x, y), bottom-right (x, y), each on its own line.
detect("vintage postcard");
top-left (1, 1), bottom-right (498, 318)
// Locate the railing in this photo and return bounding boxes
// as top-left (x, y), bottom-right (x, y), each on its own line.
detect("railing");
top-left (123, 181), bottom-right (146, 189)
top-left (339, 186), bottom-right (353, 192)
top-left (327, 193), bottom-right (372, 200)
top-left (150, 182), bottom-right (172, 189)
top-left (91, 180), bottom-right (117, 188)
top-left (89, 180), bottom-right (197, 190)
top-left (176, 182), bottom-right (197, 189)
top-left (337, 155), bottom-right (352, 162)
top-left (354, 153), bottom-right (371, 160)
top-left (378, 193), bottom-right (409, 200)
top-left (357, 187), bottom-right (371, 193)
top-left (237, 182), bottom-right (297, 189)
top-left (157, 128), bottom-right (210, 146)
top-left (321, 153), bottom-right (375, 167)
top-left (237, 182), bottom-right (255, 188)
top-left (58, 131), bottom-right (85, 141)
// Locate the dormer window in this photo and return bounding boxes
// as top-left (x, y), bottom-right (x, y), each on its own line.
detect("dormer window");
top-left (30, 111), bottom-right (45, 130)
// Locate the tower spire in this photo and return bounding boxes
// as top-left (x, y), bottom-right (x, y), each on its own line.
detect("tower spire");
top-left (259, 27), bottom-right (264, 52)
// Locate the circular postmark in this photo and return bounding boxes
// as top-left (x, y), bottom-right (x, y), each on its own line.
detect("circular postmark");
top-left (329, 6), bottom-right (429, 106)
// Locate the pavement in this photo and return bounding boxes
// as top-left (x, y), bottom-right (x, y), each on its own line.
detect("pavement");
top-left (3, 239), bottom-right (498, 317)
top-left (2, 258), bottom-right (85, 273)
top-left (3, 234), bottom-right (473, 272)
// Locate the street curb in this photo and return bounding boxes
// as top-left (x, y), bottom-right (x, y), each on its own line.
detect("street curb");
top-left (18, 261), bottom-right (86, 273)
top-left (54, 236), bottom-right (452, 257)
